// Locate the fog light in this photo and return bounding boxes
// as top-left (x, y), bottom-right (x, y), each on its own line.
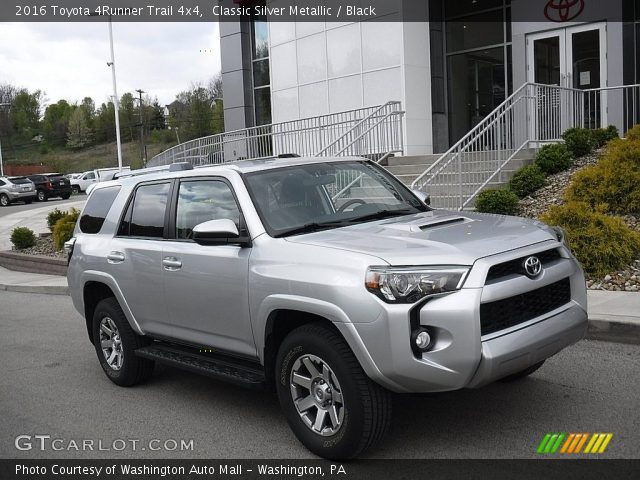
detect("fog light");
top-left (413, 329), bottom-right (431, 351)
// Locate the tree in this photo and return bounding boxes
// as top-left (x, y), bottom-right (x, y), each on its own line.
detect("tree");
top-left (43, 100), bottom-right (73, 146)
top-left (66, 107), bottom-right (93, 149)
top-left (94, 101), bottom-right (116, 144)
top-left (148, 100), bottom-right (166, 131)
top-left (119, 92), bottom-right (136, 142)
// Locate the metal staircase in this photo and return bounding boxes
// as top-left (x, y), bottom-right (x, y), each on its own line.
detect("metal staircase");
top-left (411, 82), bottom-right (640, 210)
top-left (148, 102), bottom-right (405, 167)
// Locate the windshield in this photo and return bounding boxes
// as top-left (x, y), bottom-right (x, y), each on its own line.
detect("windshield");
top-left (244, 161), bottom-right (428, 237)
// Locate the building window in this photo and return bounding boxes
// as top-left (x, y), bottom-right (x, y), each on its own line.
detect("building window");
top-left (251, 12), bottom-right (272, 126)
top-left (443, 0), bottom-right (512, 145)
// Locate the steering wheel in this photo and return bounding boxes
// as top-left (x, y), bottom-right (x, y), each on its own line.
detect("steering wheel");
top-left (337, 199), bottom-right (367, 212)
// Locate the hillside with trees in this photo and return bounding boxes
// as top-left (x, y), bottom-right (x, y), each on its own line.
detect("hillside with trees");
top-left (0, 74), bottom-right (224, 173)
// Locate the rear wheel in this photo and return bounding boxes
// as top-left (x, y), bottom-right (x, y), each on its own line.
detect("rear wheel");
top-left (36, 190), bottom-right (47, 202)
top-left (0, 194), bottom-right (9, 207)
top-left (24, 199), bottom-right (32, 204)
top-left (276, 323), bottom-right (392, 459)
top-left (499, 360), bottom-right (545, 382)
top-left (92, 297), bottom-right (154, 387)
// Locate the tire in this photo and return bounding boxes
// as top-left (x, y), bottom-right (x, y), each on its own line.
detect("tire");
top-left (25, 199), bottom-right (32, 204)
top-left (0, 194), bottom-right (9, 207)
top-left (499, 360), bottom-right (545, 382)
top-left (36, 190), bottom-right (47, 202)
top-left (61, 193), bottom-right (71, 200)
top-left (92, 297), bottom-right (154, 387)
top-left (72, 186), bottom-right (80, 195)
top-left (276, 323), bottom-right (392, 459)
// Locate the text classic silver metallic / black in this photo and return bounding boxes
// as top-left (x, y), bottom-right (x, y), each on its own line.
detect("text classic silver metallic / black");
top-left (66, 157), bottom-right (588, 459)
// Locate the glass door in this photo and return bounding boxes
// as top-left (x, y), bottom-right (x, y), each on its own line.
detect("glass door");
top-left (527, 23), bottom-right (607, 138)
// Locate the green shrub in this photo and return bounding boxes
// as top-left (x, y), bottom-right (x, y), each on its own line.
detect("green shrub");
top-left (53, 209), bottom-right (80, 250)
top-left (625, 124), bottom-right (640, 141)
top-left (590, 125), bottom-right (619, 148)
top-left (540, 202), bottom-right (640, 277)
top-left (10, 227), bottom-right (36, 250)
top-left (508, 164), bottom-right (546, 198)
top-left (47, 208), bottom-right (67, 232)
top-left (566, 138), bottom-right (640, 214)
top-left (561, 127), bottom-right (595, 158)
top-left (535, 143), bottom-right (573, 175)
top-left (475, 188), bottom-right (520, 215)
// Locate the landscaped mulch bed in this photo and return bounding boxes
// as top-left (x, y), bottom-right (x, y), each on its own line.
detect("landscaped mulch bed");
top-left (16, 235), bottom-right (66, 260)
top-left (518, 149), bottom-right (640, 292)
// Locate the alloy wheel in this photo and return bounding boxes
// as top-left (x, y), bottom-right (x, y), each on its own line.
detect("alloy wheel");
top-left (99, 316), bottom-right (124, 371)
top-left (290, 354), bottom-right (345, 436)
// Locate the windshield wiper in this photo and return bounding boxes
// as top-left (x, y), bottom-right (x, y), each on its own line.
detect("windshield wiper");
top-left (274, 221), bottom-right (351, 238)
top-left (345, 208), bottom-right (415, 224)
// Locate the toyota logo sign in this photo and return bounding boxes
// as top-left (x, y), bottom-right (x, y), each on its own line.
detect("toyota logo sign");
top-left (544, 0), bottom-right (585, 22)
top-left (523, 256), bottom-right (543, 278)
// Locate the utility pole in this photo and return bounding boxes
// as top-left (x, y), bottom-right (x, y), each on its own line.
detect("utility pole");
top-left (135, 89), bottom-right (145, 167)
top-left (0, 103), bottom-right (11, 177)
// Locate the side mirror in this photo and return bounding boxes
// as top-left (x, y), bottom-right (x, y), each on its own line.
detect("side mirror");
top-left (411, 189), bottom-right (431, 206)
top-left (192, 219), bottom-right (244, 246)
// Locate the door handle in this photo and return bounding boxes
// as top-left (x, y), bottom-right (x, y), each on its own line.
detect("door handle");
top-left (106, 251), bottom-right (125, 264)
top-left (163, 256), bottom-right (182, 271)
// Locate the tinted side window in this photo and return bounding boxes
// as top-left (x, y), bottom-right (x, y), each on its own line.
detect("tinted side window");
top-left (176, 180), bottom-right (240, 240)
top-left (79, 186), bottom-right (122, 234)
top-left (0, 180), bottom-right (5, 186)
top-left (85, 173), bottom-right (95, 180)
top-left (128, 183), bottom-right (170, 238)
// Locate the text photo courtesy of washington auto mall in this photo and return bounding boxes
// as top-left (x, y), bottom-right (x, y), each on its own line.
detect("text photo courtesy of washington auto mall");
top-left (0, 0), bottom-right (639, 479)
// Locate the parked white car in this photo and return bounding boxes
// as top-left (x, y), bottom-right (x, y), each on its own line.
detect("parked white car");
top-left (71, 167), bottom-right (131, 194)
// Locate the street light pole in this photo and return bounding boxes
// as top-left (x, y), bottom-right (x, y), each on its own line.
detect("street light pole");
top-left (0, 102), bottom-right (11, 177)
top-left (107, 17), bottom-right (124, 172)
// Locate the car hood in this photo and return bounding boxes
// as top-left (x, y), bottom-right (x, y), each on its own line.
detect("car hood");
top-left (284, 210), bottom-right (556, 266)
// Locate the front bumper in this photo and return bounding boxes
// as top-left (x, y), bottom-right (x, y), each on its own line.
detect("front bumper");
top-left (337, 243), bottom-right (588, 393)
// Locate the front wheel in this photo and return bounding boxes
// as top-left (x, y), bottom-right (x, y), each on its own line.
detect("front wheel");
top-left (92, 297), bottom-right (154, 387)
top-left (61, 193), bottom-right (71, 200)
top-left (72, 186), bottom-right (80, 195)
top-left (276, 323), bottom-right (392, 459)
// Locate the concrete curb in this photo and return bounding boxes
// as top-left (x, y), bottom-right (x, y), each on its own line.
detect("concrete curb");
top-left (586, 318), bottom-right (640, 345)
top-left (0, 283), bottom-right (69, 295)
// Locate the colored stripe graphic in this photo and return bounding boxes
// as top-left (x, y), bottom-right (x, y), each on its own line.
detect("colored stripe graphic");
top-left (538, 433), bottom-right (613, 454)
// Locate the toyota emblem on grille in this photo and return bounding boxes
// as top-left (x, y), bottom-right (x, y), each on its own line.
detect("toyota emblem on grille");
top-left (523, 256), bottom-right (542, 278)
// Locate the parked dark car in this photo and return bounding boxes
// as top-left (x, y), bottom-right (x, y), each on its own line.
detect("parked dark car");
top-left (27, 173), bottom-right (73, 201)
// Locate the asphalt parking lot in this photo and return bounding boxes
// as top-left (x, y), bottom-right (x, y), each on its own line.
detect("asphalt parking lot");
top-left (1, 290), bottom-right (638, 459)
top-left (0, 196), bottom-right (82, 218)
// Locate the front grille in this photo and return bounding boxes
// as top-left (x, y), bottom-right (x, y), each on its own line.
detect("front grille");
top-left (480, 278), bottom-right (571, 336)
top-left (485, 249), bottom-right (562, 283)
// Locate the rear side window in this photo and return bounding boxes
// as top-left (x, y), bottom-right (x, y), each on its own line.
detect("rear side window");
top-left (119, 182), bottom-right (170, 238)
top-left (79, 186), bottom-right (121, 234)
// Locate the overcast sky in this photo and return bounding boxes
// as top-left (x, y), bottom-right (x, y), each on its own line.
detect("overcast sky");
top-left (0, 22), bottom-right (221, 108)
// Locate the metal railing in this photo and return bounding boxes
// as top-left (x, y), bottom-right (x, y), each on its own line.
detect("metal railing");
top-left (149, 102), bottom-right (404, 167)
top-left (411, 82), bottom-right (640, 210)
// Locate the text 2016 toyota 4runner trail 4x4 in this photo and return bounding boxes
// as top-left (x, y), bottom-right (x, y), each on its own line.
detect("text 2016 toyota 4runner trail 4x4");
top-left (66, 157), bottom-right (587, 459)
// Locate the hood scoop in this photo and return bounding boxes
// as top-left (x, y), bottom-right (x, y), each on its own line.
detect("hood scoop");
top-left (379, 215), bottom-right (469, 233)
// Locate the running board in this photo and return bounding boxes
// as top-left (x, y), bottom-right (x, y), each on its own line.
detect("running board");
top-left (135, 344), bottom-right (266, 389)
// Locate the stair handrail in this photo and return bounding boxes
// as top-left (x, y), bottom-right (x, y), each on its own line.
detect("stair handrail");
top-left (411, 82), bottom-right (531, 190)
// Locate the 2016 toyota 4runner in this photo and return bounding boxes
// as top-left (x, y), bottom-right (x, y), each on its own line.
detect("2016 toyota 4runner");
top-left (66, 157), bottom-right (588, 459)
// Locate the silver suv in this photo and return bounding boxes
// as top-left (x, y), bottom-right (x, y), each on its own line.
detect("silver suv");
top-left (67, 157), bottom-right (587, 459)
top-left (0, 176), bottom-right (36, 206)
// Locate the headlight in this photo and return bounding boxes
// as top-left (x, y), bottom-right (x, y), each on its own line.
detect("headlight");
top-left (365, 266), bottom-right (470, 304)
